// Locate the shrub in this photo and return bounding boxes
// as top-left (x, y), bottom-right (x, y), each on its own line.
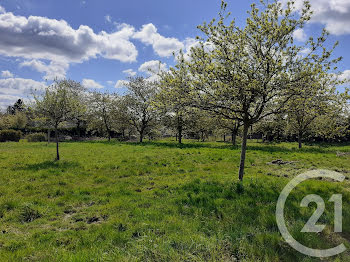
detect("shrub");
top-left (0, 130), bottom-right (22, 142)
top-left (19, 204), bottom-right (41, 223)
top-left (236, 182), bottom-right (245, 194)
top-left (26, 133), bottom-right (47, 142)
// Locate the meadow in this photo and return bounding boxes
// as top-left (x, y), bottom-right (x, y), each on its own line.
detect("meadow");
top-left (0, 140), bottom-right (349, 261)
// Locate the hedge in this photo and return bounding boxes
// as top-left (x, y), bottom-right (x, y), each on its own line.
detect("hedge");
top-left (26, 133), bottom-right (47, 142)
top-left (0, 130), bottom-right (22, 142)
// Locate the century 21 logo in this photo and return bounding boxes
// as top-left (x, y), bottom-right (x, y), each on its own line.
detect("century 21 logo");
top-left (276, 170), bottom-right (346, 258)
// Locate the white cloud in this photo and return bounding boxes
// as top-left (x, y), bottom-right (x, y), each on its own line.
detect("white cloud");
top-left (82, 79), bottom-right (104, 89)
top-left (0, 94), bottom-right (24, 110)
top-left (1, 70), bottom-right (13, 78)
top-left (147, 74), bottom-right (161, 83)
top-left (133, 23), bottom-right (184, 57)
top-left (184, 37), bottom-right (198, 50)
top-left (339, 70), bottom-right (350, 81)
top-left (180, 38), bottom-right (214, 62)
top-left (115, 80), bottom-right (128, 88)
top-left (20, 60), bottom-right (68, 80)
top-left (138, 60), bottom-right (168, 83)
top-left (106, 80), bottom-right (114, 86)
top-left (0, 5), bottom-right (5, 14)
top-left (282, 0), bottom-right (350, 35)
top-left (0, 78), bottom-right (45, 109)
top-left (0, 10), bottom-right (138, 64)
top-left (182, 37), bottom-right (200, 61)
top-left (138, 60), bottom-right (167, 75)
top-left (105, 15), bottom-right (111, 23)
top-left (300, 48), bottom-right (311, 55)
top-left (122, 69), bottom-right (136, 76)
top-left (0, 78), bottom-right (44, 95)
top-left (293, 28), bottom-right (307, 41)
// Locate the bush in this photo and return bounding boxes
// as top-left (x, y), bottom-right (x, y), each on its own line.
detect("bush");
top-left (236, 182), bottom-right (245, 194)
top-left (0, 130), bottom-right (22, 142)
top-left (26, 133), bottom-right (47, 142)
top-left (19, 204), bottom-right (41, 223)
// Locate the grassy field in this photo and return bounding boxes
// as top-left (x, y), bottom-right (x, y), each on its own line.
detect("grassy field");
top-left (0, 139), bottom-right (350, 261)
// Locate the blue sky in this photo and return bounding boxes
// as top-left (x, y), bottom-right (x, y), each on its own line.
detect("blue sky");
top-left (0, 0), bottom-right (350, 109)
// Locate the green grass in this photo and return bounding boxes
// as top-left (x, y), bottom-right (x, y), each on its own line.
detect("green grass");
top-left (0, 139), bottom-right (349, 261)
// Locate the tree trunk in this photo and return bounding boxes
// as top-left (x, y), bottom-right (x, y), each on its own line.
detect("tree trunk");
top-left (201, 131), bottom-right (205, 142)
top-left (47, 129), bottom-right (50, 144)
top-left (103, 112), bottom-right (111, 142)
top-left (55, 126), bottom-right (60, 161)
top-left (178, 124), bottom-right (182, 144)
top-left (139, 129), bottom-right (144, 143)
top-left (223, 134), bottom-right (226, 142)
top-left (177, 114), bottom-right (183, 144)
top-left (238, 123), bottom-right (249, 181)
top-left (77, 120), bottom-right (81, 138)
top-left (298, 131), bottom-right (303, 149)
top-left (231, 130), bottom-right (237, 146)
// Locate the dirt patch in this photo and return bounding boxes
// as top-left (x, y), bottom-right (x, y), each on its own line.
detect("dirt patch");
top-left (266, 173), bottom-right (289, 178)
top-left (336, 152), bottom-right (350, 157)
top-left (267, 159), bottom-right (297, 165)
top-left (86, 216), bottom-right (100, 224)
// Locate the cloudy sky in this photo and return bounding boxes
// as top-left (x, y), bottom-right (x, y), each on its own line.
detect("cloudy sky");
top-left (0, 0), bottom-right (350, 109)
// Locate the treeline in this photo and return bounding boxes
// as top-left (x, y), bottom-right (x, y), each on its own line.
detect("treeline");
top-left (1, 83), bottom-right (349, 147)
top-left (1, 0), bottom-right (349, 180)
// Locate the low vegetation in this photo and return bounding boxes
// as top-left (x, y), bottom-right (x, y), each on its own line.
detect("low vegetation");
top-left (0, 1), bottom-right (349, 261)
top-left (0, 140), bottom-right (349, 261)
top-left (0, 130), bottom-right (22, 142)
top-left (25, 133), bottom-right (47, 143)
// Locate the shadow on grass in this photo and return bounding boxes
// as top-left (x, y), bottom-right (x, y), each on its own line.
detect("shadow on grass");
top-left (83, 140), bottom-right (241, 149)
top-left (130, 141), bottom-right (222, 149)
top-left (110, 140), bottom-right (335, 153)
top-left (17, 160), bottom-right (80, 171)
top-left (74, 139), bottom-right (344, 154)
top-left (246, 145), bottom-right (331, 154)
top-left (304, 141), bottom-right (350, 148)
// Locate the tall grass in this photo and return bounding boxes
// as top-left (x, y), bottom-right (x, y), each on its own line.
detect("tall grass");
top-left (0, 140), bottom-right (349, 261)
